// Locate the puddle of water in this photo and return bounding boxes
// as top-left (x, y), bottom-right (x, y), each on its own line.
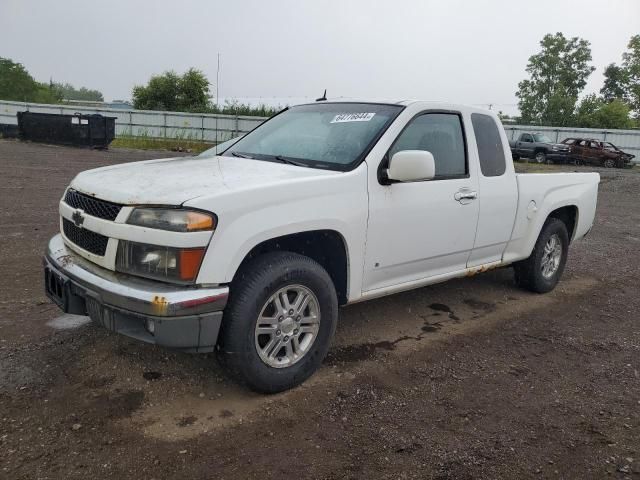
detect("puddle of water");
top-left (47, 314), bottom-right (91, 330)
top-left (429, 303), bottom-right (452, 313)
top-left (463, 298), bottom-right (496, 312)
top-left (429, 303), bottom-right (460, 321)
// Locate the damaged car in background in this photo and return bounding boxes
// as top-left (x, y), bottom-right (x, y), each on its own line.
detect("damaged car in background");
top-left (561, 137), bottom-right (635, 168)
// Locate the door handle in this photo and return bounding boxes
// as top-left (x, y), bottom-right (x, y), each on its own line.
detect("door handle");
top-left (454, 190), bottom-right (478, 202)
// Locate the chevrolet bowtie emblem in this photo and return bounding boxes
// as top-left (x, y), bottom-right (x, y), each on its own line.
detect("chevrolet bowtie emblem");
top-left (72, 210), bottom-right (85, 228)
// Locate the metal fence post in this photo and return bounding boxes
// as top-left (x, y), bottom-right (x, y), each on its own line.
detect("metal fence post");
top-left (163, 113), bottom-right (167, 139)
top-left (201, 115), bottom-right (205, 141)
top-left (235, 115), bottom-right (239, 137)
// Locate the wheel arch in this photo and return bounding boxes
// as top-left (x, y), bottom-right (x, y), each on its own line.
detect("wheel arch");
top-left (232, 230), bottom-right (350, 305)
top-left (548, 205), bottom-right (578, 242)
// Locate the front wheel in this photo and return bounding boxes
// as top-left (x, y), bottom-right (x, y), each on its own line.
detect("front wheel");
top-left (217, 251), bottom-right (338, 393)
top-left (513, 218), bottom-right (569, 293)
top-left (534, 151), bottom-right (547, 164)
top-left (603, 158), bottom-right (616, 168)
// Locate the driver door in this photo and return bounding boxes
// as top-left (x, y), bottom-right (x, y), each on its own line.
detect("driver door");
top-left (518, 134), bottom-right (534, 157)
top-left (363, 111), bottom-right (480, 292)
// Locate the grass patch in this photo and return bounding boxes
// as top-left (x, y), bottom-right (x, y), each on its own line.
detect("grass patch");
top-left (111, 133), bottom-right (214, 154)
top-left (513, 161), bottom-right (567, 173)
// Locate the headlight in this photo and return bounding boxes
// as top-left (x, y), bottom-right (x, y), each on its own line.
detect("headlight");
top-left (127, 208), bottom-right (215, 232)
top-left (116, 241), bottom-right (206, 283)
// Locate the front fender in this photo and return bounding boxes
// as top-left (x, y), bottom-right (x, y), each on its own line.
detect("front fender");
top-left (190, 166), bottom-right (369, 302)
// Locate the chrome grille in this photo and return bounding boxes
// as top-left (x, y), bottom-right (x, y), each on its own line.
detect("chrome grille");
top-left (64, 189), bottom-right (123, 221)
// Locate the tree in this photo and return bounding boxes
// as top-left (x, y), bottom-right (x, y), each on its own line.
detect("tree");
top-left (621, 34), bottom-right (640, 117)
top-left (178, 69), bottom-right (210, 112)
top-left (596, 99), bottom-right (633, 129)
top-left (575, 94), bottom-right (632, 129)
top-left (132, 68), bottom-right (211, 112)
top-left (574, 94), bottom-right (603, 127)
top-left (52, 82), bottom-right (103, 102)
top-left (516, 33), bottom-right (595, 126)
top-left (0, 57), bottom-right (60, 103)
top-left (600, 64), bottom-right (628, 102)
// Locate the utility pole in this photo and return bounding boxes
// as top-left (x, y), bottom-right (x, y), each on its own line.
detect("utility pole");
top-left (215, 53), bottom-right (220, 145)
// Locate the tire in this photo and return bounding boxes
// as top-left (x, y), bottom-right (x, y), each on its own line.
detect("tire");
top-left (217, 251), bottom-right (338, 393)
top-left (534, 151), bottom-right (547, 164)
top-left (603, 158), bottom-right (616, 168)
top-left (513, 218), bottom-right (569, 293)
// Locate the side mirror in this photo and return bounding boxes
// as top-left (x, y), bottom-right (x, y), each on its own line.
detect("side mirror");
top-left (387, 150), bottom-right (435, 182)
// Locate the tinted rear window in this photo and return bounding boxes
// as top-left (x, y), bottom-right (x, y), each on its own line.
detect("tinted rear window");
top-left (471, 113), bottom-right (506, 177)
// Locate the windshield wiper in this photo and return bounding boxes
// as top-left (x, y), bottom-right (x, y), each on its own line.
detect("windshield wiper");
top-left (273, 155), bottom-right (308, 167)
top-left (231, 152), bottom-right (254, 159)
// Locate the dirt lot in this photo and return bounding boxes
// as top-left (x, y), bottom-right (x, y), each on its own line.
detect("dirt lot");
top-left (1, 140), bottom-right (639, 479)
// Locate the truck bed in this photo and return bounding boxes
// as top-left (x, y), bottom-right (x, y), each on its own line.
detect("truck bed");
top-left (502, 172), bottom-right (600, 264)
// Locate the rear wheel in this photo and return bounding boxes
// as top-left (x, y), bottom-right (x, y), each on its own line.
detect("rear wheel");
top-left (535, 151), bottom-right (547, 164)
top-left (218, 251), bottom-right (338, 393)
top-left (513, 218), bottom-right (569, 293)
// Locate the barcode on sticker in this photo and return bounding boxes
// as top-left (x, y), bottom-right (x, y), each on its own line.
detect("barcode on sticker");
top-left (330, 113), bottom-right (375, 123)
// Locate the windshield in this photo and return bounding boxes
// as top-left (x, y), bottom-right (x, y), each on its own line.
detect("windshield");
top-left (223, 103), bottom-right (403, 170)
top-left (533, 134), bottom-right (552, 143)
top-left (603, 142), bottom-right (619, 152)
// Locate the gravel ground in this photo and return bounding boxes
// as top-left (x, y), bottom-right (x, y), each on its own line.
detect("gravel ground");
top-left (0, 139), bottom-right (639, 479)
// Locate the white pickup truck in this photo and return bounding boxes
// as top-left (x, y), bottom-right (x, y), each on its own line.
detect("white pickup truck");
top-left (44, 100), bottom-right (599, 392)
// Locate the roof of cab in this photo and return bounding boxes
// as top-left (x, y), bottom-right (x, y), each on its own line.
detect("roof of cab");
top-left (297, 98), bottom-right (494, 115)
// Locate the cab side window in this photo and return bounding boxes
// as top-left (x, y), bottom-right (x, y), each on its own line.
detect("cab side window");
top-left (388, 113), bottom-right (467, 178)
top-left (521, 134), bottom-right (533, 142)
top-left (471, 113), bottom-right (506, 177)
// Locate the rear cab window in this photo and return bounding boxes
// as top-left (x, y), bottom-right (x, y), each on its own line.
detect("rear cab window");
top-left (471, 113), bottom-right (506, 177)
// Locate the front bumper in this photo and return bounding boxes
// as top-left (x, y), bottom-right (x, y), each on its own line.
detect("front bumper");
top-left (44, 234), bottom-right (228, 353)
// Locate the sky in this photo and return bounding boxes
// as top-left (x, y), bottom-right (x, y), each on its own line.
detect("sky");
top-left (1, 0), bottom-right (639, 116)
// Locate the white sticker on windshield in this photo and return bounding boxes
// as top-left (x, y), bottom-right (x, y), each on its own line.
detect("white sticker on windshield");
top-left (330, 112), bottom-right (376, 123)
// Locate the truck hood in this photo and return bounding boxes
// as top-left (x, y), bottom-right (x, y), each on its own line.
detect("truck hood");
top-left (69, 155), bottom-right (337, 205)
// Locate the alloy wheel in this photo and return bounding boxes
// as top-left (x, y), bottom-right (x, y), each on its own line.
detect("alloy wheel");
top-left (541, 234), bottom-right (562, 279)
top-left (254, 285), bottom-right (321, 368)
